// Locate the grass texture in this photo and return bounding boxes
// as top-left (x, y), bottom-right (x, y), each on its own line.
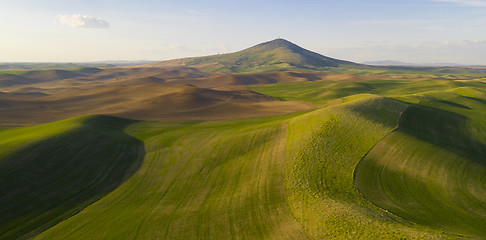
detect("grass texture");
top-left (0, 116), bottom-right (144, 239)
top-left (355, 89), bottom-right (486, 238)
top-left (2, 78), bottom-right (486, 239)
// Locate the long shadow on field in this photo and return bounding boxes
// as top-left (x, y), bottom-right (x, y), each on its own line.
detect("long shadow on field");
top-left (0, 116), bottom-right (145, 240)
top-left (355, 103), bottom-right (486, 238)
top-left (398, 104), bottom-right (486, 166)
top-left (462, 95), bottom-right (486, 105)
top-left (345, 97), bottom-right (408, 129)
top-left (435, 99), bottom-right (471, 110)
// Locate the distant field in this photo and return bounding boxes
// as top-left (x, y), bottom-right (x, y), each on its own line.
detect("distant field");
top-left (249, 78), bottom-right (486, 104)
top-left (0, 62), bottom-right (154, 71)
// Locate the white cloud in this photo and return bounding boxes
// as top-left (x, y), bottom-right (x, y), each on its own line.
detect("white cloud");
top-left (429, 0), bottom-right (486, 7)
top-left (58, 14), bottom-right (109, 28)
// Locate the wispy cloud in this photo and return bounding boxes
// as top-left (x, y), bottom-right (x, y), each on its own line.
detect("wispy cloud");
top-left (58, 14), bottom-right (109, 28)
top-left (429, 0), bottom-right (486, 7)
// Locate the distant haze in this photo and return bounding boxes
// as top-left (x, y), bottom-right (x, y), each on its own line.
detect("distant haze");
top-left (2, 0), bottom-right (486, 65)
top-left (363, 60), bottom-right (473, 67)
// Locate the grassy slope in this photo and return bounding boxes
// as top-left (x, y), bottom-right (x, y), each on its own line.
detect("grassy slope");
top-left (181, 39), bottom-right (355, 73)
top-left (0, 116), bottom-right (144, 239)
top-left (251, 78), bottom-right (486, 238)
top-left (0, 68), bottom-right (101, 88)
top-left (2, 72), bottom-right (486, 239)
top-left (35, 115), bottom-right (310, 240)
top-left (0, 63), bottom-right (111, 71)
top-left (284, 96), bottom-right (447, 239)
top-left (355, 89), bottom-right (486, 238)
top-left (249, 79), bottom-right (486, 105)
top-left (35, 96), bottom-right (451, 239)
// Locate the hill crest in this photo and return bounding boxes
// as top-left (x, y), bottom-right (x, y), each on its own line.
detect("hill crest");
top-left (148, 39), bottom-right (357, 73)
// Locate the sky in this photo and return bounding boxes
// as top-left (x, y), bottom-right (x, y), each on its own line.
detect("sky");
top-left (2, 0), bottom-right (486, 65)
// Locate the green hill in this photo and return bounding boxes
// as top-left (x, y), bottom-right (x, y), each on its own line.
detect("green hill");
top-left (32, 90), bottom-right (486, 239)
top-left (2, 67), bottom-right (486, 239)
top-left (150, 39), bottom-right (357, 73)
top-left (0, 116), bottom-right (144, 239)
top-left (355, 90), bottom-right (486, 238)
top-left (252, 80), bottom-right (486, 239)
top-left (26, 99), bottom-right (430, 240)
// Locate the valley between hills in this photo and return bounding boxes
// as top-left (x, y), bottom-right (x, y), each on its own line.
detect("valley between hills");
top-left (1, 39), bottom-right (486, 239)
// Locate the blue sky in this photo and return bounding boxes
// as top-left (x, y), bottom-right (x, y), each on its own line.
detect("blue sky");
top-left (2, 0), bottom-right (486, 64)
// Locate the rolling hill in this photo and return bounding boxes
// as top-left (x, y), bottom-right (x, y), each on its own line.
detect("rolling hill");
top-left (0, 116), bottom-right (144, 239)
top-left (0, 83), bottom-right (314, 126)
top-left (0, 67), bottom-right (212, 89)
top-left (2, 39), bottom-right (486, 239)
top-left (355, 89), bottom-right (486, 238)
top-left (6, 86), bottom-right (486, 239)
top-left (147, 39), bottom-right (357, 72)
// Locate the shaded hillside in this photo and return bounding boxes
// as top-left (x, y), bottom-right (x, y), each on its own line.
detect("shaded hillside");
top-left (0, 116), bottom-right (144, 239)
top-left (250, 78), bottom-right (486, 104)
top-left (0, 69), bottom-right (88, 88)
top-left (163, 71), bottom-right (327, 88)
top-left (148, 39), bottom-right (357, 72)
top-left (0, 67), bottom-right (212, 89)
top-left (2, 46), bottom-right (486, 239)
top-left (0, 83), bottom-right (314, 126)
top-left (32, 95), bottom-right (451, 240)
top-left (3, 79), bottom-right (486, 239)
top-left (33, 115), bottom-right (310, 240)
top-left (355, 90), bottom-right (486, 239)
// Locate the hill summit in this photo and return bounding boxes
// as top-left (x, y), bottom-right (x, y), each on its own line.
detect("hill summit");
top-left (150, 39), bottom-right (357, 73)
